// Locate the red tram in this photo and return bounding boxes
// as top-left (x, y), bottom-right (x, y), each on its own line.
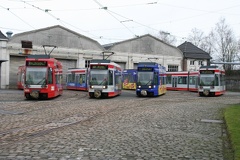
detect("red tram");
top-left (24, 55), bottom-right (63, 99)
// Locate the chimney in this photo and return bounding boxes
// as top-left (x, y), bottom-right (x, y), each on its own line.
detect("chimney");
top-left (6, 31), bottom-right (13, 38)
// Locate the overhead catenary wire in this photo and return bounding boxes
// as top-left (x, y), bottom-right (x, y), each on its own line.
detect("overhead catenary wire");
top-left (0, 5), bottom-right (35, 29)
top-left (92, 0), bottom-right (138, 37)
top-left (18, 0), bottom-right (103, 40)
top-left (1, 0), bottom-right (239, 45)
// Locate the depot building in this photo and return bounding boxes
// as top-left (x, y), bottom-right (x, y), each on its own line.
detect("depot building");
top-left (0, 25), bottom-right (211, 89)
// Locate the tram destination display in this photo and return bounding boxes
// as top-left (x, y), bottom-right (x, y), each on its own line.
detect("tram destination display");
top-left (26, 61), bottom-right (47, 66)
top-left (200, 70), bottom-right (214, 74)
top-left (138, 67), bottom-right (154, 71)
top-left (90, 65), bottom-right (108, 70)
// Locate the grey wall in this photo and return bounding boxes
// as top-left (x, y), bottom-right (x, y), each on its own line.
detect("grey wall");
top-left (9, 26), bottom-right (104, 51)
top-left (110, 35), bottom-right (182, 57)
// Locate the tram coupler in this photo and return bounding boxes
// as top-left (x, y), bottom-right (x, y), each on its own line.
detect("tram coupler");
top-left (94, 90), bottom-right (102, 98)
top-left (30, 91), bottom-right (40, 99)
top-left (140, 90), bottom-right (148, 96)
top-left (203, 90), bottom-right (210, 96)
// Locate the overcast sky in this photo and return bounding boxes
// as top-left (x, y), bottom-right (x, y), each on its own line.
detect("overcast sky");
top-left (1, 0), bottom-right (239, 45)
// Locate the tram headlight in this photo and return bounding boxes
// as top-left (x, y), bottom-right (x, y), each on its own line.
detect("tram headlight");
top-left (90, 85), bottom-right (94, 89)
top-left (148, 86), bottom-right (152, 88)
top-left (138, 86), bottom-right (141, 88)
top-left (24, 88), bottom-right (30, 92)
top-left (102, 85), bottom-right (108, 89)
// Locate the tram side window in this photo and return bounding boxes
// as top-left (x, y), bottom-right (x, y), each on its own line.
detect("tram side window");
top-left (189, 76), bottom-right (196, 85)
top-left (116, 75), bottom-right (122, 88)
top-left (109, 70), bottom-right (113, 85)
top-left (67, 73), bottom-right (75, 83)
top-left (78, 75), bottom-right (82, 84)
top-left (76, 75), bottom-right (79, 84)
top-left (59, 75), bottom-right (62, 84)
top-left (78, 74), bottom-right (86, 84)
top-left (123, 74), bottom-right (130, 83)
top-left (159, 76), bottom-right (165, 85)
top-left (129, 73), bottom-right (134, 83)
top-left (166, 75), bottom-right (171, 84)
top-left (55, 74), bottom-right (62, 84)
top-left (48, 68), bottom-right (53, 84)
top-left (55, 75), bottom-right (59, 84)
top-left (72, 73), bottom-right (76, 83)
top-left (215, 74), bottom-right (219, 86)
top-left (82, 74), bottom-right (86, 83)
top-left (178, 76), bottom-right (187, 84)
top-left (163, 76), bottom-right (166, 85)
top-left (153, 72), bottom-right (158, 85)
top-left (114, 72), bottom-right (121, 88)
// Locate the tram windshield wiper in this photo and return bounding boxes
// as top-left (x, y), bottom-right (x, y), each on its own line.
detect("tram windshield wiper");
top-left (37, 78), bottom-right (46, 85)
top-left (99, 78), bottom-right (107, 85)
top-left (145, 79), bottom-right (152, 85)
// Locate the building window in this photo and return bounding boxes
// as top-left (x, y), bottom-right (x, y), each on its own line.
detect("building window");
top-left (85, 60), bottom-right (90, 68)
top-left (190, 60), bottom-right (194, 65)
top-left (198, 60), bottom-right (203, 66)
top-left (168, 65), bottom-right (178, 72)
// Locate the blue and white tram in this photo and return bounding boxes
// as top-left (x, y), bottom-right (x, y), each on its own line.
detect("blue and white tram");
top-left (66, 68), bottom-right (88, 91)
top-left (88, 60), bottom-right (122, 98)
top-left (136, 62), bottom-right (167, 97)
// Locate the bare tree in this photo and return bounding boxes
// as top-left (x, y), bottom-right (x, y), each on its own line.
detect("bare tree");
top-left (187, 28), bottom-right (214, 57)
top-left (199, 31), bottom-right (215, 57)
top-left (186, 18), bottom-right (240, 70)
top-left (212, 18), bottom-right (238, 70)
top-left (187, 28), bottom-right (204, 46)
top-left (157, 31), bottom-right (177, 45)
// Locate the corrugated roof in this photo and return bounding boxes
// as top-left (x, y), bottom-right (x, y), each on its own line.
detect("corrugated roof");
top-left (178, 41), bottom-right (211, 59)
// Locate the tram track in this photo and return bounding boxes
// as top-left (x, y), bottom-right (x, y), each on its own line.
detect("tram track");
top-left (0, 90), bottom-right (159, 148)
top-left (0, 91), bottom-right (88, 114)
top-left (0, 98), bottom-right (126, 148)
top-left (0, 92), bottom-right (90, 141)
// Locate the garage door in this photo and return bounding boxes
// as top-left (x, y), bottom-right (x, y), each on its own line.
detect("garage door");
top-left (133, 63), bottom-right (138, 69)
top-left (10, 56), bottom-right (26, 89)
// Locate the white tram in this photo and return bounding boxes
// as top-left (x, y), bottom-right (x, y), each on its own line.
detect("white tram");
top-left (88, 59), bottom-right (122, 98)
top-left (166, 71), bottom-right (199, 92)
top-left (198, 66), bottom-right (225, 96)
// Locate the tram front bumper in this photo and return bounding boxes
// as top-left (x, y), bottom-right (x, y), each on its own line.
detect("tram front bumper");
top-left (137, 88), bottom-right (155, 96)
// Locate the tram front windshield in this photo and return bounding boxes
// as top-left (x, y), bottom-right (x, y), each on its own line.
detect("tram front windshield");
top-left (26, 67), bottom-right (47, 85)
top-left (89, 70), bottom-right (108, 85)
top-left (199, 74), bottom-right (215, 86)
top-left (137, 72), bottom-right (154, 85)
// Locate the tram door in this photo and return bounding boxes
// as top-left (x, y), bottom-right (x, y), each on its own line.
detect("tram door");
top-left (172, 77), bottom-right (178, 90)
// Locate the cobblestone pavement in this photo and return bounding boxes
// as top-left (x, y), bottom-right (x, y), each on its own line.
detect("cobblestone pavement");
top-left (0, 89), bottom-right (239, 160)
